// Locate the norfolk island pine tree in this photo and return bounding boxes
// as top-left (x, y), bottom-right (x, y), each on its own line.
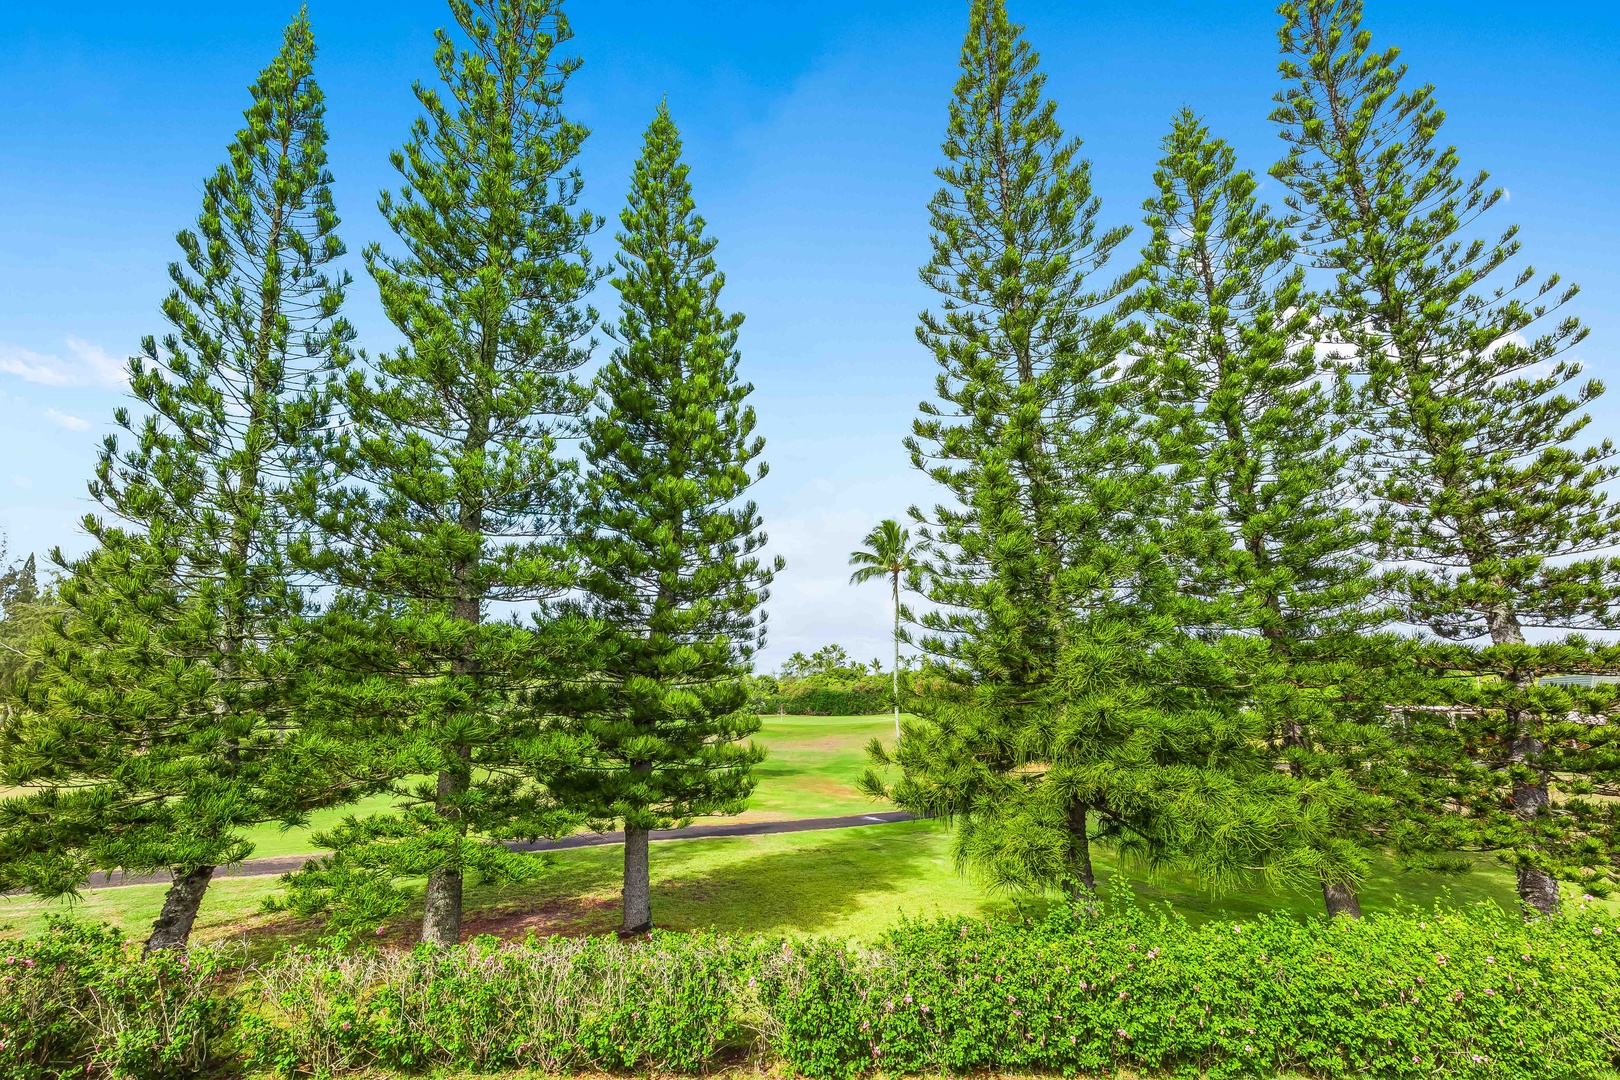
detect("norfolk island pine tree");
top-left (282, 0), bottom-right (598, 947)
top-left (539, 104), bottom-right (778, 935)
top-left (863, 0), bottom-right (1319, 902)
top-left (1131, 109), bottom-right (1460, 917)
top-left (1271, 0), bottom-right (1620, 914)
top-left (849, 519), bottom-right (920, 745)
top-left (0, 13), bottom-right (354, 950)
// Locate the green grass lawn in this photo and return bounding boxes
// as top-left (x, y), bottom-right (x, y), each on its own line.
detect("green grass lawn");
top-left (5, 712), bottom-right (1615, 948)
top-left (7, 814), bottom-right (1598, 950)
top-left (236, 712), bottom-right (896, 860)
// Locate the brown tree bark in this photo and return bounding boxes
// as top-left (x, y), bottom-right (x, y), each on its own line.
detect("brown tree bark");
top-left (621, 824), bottom-right (652, 934)
top-left (421, 761), bottom-right (468, 948)
top-left (1322, 879), bottom-right (1363, 918)
top-left (145, 865), bottom-right (217, 952)
top-left (1067, 801), bottom-right (1096, 893)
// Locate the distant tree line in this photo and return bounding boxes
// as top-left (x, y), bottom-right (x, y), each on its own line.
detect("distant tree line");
top-left (750, 644), bottom-right (917, 716)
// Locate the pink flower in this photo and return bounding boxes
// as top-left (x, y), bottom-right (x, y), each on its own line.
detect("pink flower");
top-left (1485, 956), bottom-right (1495, 964)
top-left (1116, 1029), bottom-right (1130, 1040)
top-left (1244, 1044), bottom-right (1254, 1053)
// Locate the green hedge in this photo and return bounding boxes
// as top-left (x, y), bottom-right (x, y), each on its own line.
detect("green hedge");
top-left (757, 687), bottom-right (892, 715)
top-left (0, 920), bottom-right (239, 1080)
top-left (8, 898), bottom-right (1620, 1078)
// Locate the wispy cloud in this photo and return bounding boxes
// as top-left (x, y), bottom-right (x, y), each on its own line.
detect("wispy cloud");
top-left (44, 408), bottom-right (91, 431)
top-left (0, 338), bottom-right (128, 389)
top-left (10, 475), bottom-right (32, 491)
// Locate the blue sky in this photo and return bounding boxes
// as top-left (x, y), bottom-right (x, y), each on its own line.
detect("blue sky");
top-left (2, 0), bottom-right (1616, 667)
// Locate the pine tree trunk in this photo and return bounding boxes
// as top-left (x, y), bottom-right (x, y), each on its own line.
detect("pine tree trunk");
top-left (1516, 862), bottom-right (1561, 916)
top-left (1510, 740), bottom-right (1560, 916)
top-left (145, 865), bottom-right (216, 952)
top-left (1489, 606), bottom-right (1561, 915)
top-left (1321, 880), bottom-right (1362, 918)
top-left (422, 863), bottom-right (464, 947)
top-left (422, 763), bottom-right (467, 947)
top-left (622, 823), bottom-right (652, 934)
top-left (1067, 802), bottom-right (1096, 893)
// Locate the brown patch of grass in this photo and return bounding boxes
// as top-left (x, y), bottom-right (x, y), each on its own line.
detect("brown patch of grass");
top-left (456, 893), bottom-right (621, 941)
top-left (763, 733), bottom-right (866, 753)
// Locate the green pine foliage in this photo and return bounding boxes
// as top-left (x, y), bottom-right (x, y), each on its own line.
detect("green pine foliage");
top-left (541, 105), bottom-right (777, 933)
top-left (0, 14), bottom-right (351, 950)
top-left (1271, 0), bottom-right (1620, 913)
top-left (1131, 109), bottom-right (1455, 916)
top-left (865, 0), bottom-right (1315, 901)
top-left (0, 550), bottom-right (56, 708)
top-left (282, 0), bottom-right (599, 945)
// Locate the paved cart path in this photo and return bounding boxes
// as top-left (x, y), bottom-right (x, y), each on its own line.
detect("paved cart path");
top-left (77, 810), bottom-right (920, 890)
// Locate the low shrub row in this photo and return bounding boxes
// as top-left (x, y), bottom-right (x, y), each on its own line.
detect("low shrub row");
top-left (0, 920), bottom-right (238, 1080)
top-left (6, 895), bottom-right (1620, 1079)
top-left (755, 686), bottom-right (893, 715)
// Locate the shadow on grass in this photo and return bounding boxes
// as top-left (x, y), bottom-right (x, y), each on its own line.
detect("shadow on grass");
top-left (456, 822), bottom-right (960, 940)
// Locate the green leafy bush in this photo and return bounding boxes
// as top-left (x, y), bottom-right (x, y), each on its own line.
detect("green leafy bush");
top-left (0, 918), bottom-right (238, 1080)
top-left (13, 900), bottom-right (1620, 1078)
top-left (758, 685), bottom-right (892, 716)
top-left (845, 894), bottom-right (1620, 1080)
top-left (245, 932), bottom-right (761, 1075)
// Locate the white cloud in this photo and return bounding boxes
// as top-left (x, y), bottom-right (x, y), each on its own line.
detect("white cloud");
top-left (0, 344), bottom-right (77, 386)
top-left (64, 337), bottom-right (130, 387)
top-left (44, 408), bottom-right (91, 432)
top-left (0, 338), bottom-right (127, 389)
top-left (9, 475), bottom-right (32, 490)
top-left (762, 506), bottom-right (904, 670)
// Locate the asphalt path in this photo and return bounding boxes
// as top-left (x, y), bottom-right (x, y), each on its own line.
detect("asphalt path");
top-left (76, 810), bottom-right (919, 890)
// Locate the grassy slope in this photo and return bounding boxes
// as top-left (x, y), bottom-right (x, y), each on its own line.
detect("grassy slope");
top-left (5, 713), bottom-right (1612, 946)
top-left (3, 817), bottom-right (1578, 948)
top-left (235, 713), bottom-right (895, 861)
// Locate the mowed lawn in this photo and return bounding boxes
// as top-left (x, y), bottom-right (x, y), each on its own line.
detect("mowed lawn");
top-left (234, 712), bottom-right (893, 861)
top-left (1, 821), bottom-right (1580, 949)
top-left (3, 713), bottom-right (1612, 945)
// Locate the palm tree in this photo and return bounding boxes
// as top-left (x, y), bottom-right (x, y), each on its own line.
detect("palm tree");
top-left (849, 519), bottom-right (918, 744)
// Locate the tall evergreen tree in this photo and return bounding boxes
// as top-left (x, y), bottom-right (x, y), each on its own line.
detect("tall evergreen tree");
top-left (1272, 0), bottom-right (1620, 913)
top-left (0, 13), bottom-right (351, 950)
top-left (1134, 109), bottom-right (1448, 916)
top-left (541, 106), bottom-right (776, 935)
top-left (865, 0), bottom-right (1314, 900)
top-left (285, 0), bottom-right (598, 946)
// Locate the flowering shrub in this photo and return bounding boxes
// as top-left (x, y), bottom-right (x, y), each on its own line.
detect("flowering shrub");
top-left (243, 931), bottom-right (762, 1075)
top-left (9, 896), bottom-right (1620, 1078)
top-left (244, 896), bottom-right (1620, 1079)
top-left (0, 918), bottom-right (238, 1080)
